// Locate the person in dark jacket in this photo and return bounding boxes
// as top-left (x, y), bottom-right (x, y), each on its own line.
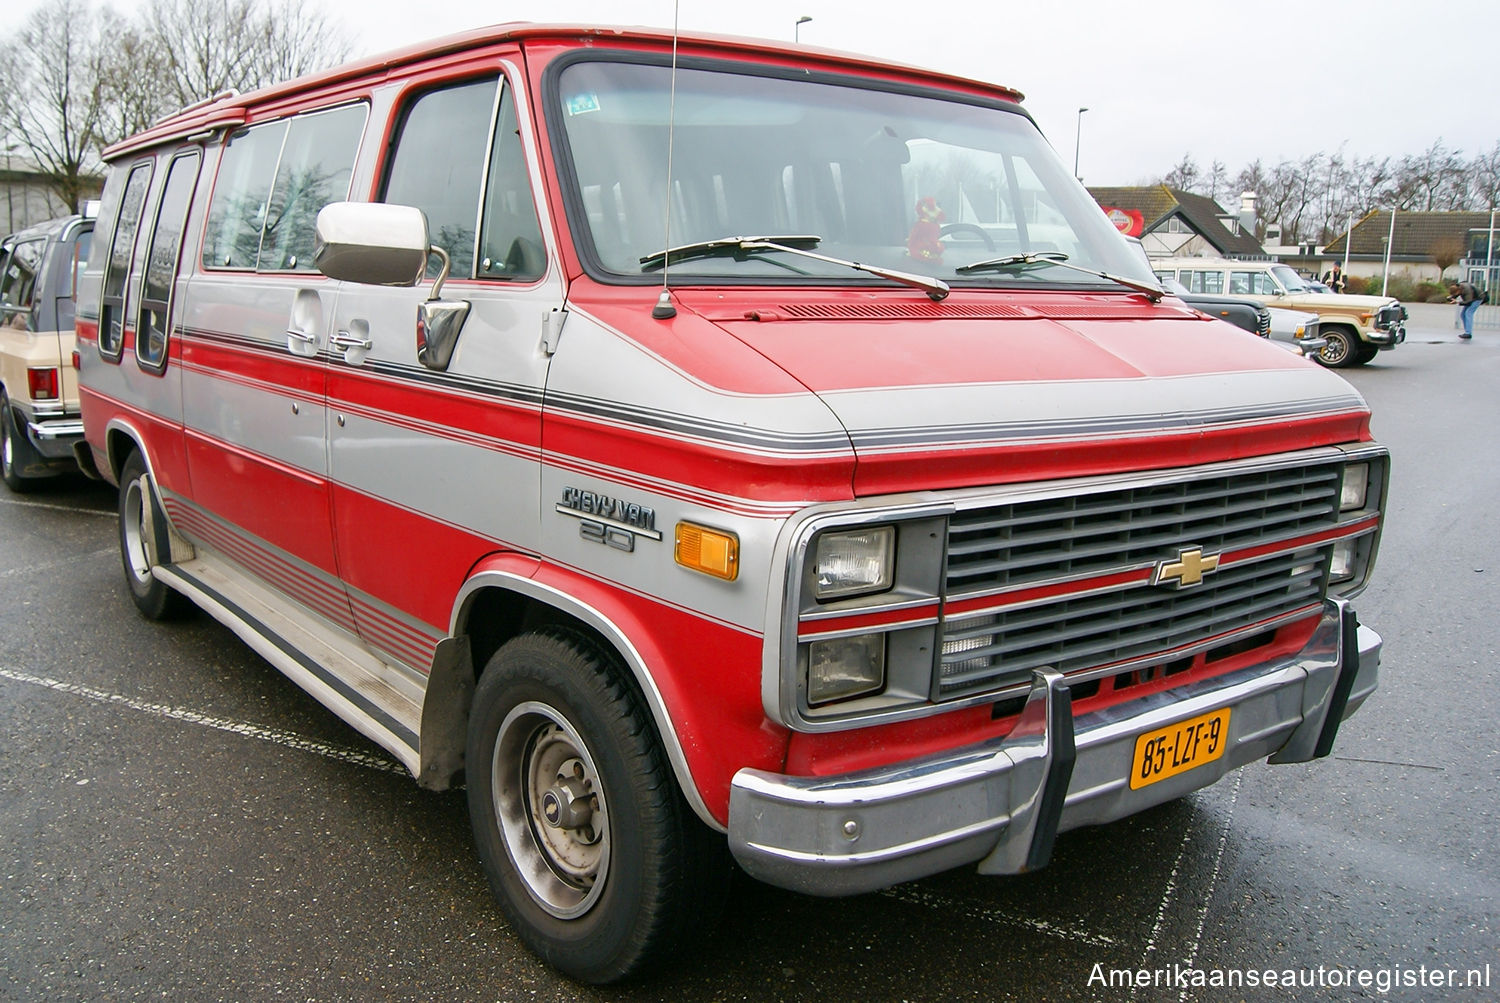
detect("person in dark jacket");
top-left (1448, 281), bottom-right (1483, 339)
top-left (1321, 262), bottom-right (1347, 293)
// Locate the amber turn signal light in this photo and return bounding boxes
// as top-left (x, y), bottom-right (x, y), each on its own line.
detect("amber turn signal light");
top-left (675, 522), bottom-right (739, 581)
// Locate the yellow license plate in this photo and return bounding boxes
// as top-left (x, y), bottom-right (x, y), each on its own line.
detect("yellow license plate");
top-left (1129, 708), bottom-right (1231, 790)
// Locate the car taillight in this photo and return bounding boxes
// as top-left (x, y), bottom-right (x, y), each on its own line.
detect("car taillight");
top-left (27, 367), bottom-right (60, 400)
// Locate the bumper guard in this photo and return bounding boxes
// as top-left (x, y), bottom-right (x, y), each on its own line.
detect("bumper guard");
top-left (729, 599), bottom-right (1379, 896)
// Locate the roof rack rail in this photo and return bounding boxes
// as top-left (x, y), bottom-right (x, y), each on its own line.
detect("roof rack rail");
top-left (153, 88), bottom-right (240, 127)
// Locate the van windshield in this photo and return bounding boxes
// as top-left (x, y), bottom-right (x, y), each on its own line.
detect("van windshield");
top-left (553, 58), bottom-right (1153, 291)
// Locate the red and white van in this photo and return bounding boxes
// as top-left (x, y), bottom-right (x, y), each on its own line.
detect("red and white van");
top-left (77, 23), bottom-right (1387, 983)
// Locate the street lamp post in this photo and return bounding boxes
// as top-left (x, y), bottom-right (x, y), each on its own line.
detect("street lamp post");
top-left (3, 144), bottom-right (16, 235)
top-left (1073, 107), bottom-right (1089, 180)
top-left (795, 15), bottom-right (812, 41)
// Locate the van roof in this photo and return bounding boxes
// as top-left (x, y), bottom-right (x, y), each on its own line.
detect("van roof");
top-left (104, 22), bottom-right (1025, 161)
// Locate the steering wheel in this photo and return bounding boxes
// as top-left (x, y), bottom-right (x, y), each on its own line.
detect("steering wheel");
top-left (939, 222), bottom-right (996, 251)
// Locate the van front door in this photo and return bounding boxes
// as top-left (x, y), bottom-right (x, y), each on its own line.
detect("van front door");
top-left (325, 66), bottom-right (561, 676)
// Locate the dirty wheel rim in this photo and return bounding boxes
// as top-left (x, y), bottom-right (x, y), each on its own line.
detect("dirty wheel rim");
top-left (1320, 331), bottom-right (1350, 365)
top-left (122, 475), bottom-right (153, 585)
top-left (493, 700), bottom-right (610, 919)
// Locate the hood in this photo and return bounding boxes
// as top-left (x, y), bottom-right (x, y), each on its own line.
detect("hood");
top-left (1282, 291), bottom-right (1396, 310)
top-left (684, 290), bottom-right (1372, 496)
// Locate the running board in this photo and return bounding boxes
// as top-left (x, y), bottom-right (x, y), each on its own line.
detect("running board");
top-left (153, 558), bottom-right (423, 777)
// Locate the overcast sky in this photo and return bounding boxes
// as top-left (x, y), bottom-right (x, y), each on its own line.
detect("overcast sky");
top-left (8, 0), bottom-right (1497, 190)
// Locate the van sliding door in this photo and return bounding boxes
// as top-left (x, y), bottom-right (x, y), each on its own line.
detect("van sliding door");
top-left (178, 106), bottom-right (365, 631)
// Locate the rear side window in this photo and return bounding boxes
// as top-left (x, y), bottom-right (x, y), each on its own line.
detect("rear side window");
top-left (203, 121), bottom-right (287, 269)
top-left (381, 77), bottom-right (498, 279)
top-left (1181, 268), bottom-right (1224, 294)
top-left (203, 103), bottom-right (366, 272)
top-left (72, 230), bottom-right (93, 297)
top-left (0, 238), bottom-right (45, 331)
top-left (100, 162), bottom-right (155, 359)
top-left (258, 106), bottom-right (366, 271)
top-left (137, 151), bottom-right (202, 372)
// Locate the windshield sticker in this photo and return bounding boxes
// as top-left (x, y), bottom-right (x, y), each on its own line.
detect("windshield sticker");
top-left (565, 92), bottom-right (601, 116)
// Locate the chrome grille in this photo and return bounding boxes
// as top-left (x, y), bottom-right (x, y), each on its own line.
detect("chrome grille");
top-left (937, 462), bottom-right (1345, 701)
top-left (945, 463), bottom-right (1342, 595)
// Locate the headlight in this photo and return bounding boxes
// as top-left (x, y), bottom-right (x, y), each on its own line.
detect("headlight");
top-left (807, 634), bottom-right (886, 704)
top-left (813, 527), bottom-right (895, 600)
top-left (1340, 463), bottom-right (1369, 511)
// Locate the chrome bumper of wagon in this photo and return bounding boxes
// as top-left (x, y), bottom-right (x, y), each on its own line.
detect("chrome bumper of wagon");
top-left (26, 416), bottom-right (85, 459)
top-left (729, 599), bottom-right (1378, 897)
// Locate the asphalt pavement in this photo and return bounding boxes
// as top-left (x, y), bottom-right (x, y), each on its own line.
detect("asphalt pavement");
top-left (1, 318), bottom-right (1497, 1001)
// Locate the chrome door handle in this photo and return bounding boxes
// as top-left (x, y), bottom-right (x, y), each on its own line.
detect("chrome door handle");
top-left (285, 328), bottom-right (316, 343)
top-left (330, 330), bottom-right (373, 351)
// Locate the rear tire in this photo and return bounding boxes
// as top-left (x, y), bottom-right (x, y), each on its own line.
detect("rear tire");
top-left (1, 391), bottom-right (43, 493)
top-left (118, 449), bottom-right (190, 620)
top-left (466, 628), bottom-right (729, 983)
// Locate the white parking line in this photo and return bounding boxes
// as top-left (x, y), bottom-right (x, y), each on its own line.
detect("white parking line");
top-left (0, 665), bottom-right (406, 776)
top-left (1177, 774), bottom-right (1242, 1002)
top-left (0, 547), bottom-right (115, 580)
top-left (879, 884), bottom-right (1116, 948)
top-left (0, 496), bottom-right (114, 517)
top-left (1132, 811), bottom-right (1195, 998)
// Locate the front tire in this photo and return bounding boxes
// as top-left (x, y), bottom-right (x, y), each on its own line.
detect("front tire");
top-left (118, 449), bottom-right (190, 620)
top-left (1314, 326), bottom-right (1361, 367)
top-left (466, 629), bottom-right (728, 984)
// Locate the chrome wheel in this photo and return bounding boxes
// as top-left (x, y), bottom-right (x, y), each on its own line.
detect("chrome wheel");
top-left (493, 700), bottom-right (610, 919)
top-left (121, 473), bottom-right (154, 587)
top-left (1317, 328), bottom-right (1354, 367)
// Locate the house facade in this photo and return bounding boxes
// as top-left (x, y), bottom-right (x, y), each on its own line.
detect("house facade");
top-left (1321, 210), bottom-right (1494, 286)
top-left (1087, 185), bottom-right (1267, 260)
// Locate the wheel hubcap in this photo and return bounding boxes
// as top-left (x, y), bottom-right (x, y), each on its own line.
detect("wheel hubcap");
top-left (122, 476), bottom-right (153, 584)
top-left (493, 701), bottom-right (610, 919)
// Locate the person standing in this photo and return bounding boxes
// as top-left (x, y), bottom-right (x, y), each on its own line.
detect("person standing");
top-left (1448, 280), bottom-right (1482, 339)
top-left (1322, 262), bottom-right (1346, 293)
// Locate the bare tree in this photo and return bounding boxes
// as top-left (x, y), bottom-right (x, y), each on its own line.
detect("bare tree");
top-left (0, 0), bottom-right (116, 213)
top-left (1430, 234), bottom-right (1465, 276)
top-left (136, 0), bottom-right (351, 116)
top-left (1388, 139), bottom-right (1467, 211)
top-left (1206, 159), bottom-right (1227, 205)
top-left (1161, 152), bottom-right (1200, 191)
top-left (1471, 141), bottom-right (1500, 211)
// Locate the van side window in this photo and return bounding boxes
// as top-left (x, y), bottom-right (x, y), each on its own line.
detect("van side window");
top-left (137, 151), bottom-right (202, 373)
top-left (1182, 268), bottom-right (1223, 295)
top-left (72, 230), bottom-right (93, 298)
top-left (258, 105), bottom-right (366, 271)
top-left (203, 121), bottom-right (288, 270)
top-left (477, 82), bottom-right (546, 280)
top-left (382, 77), bottom-right (499, 280)
top-left (0, 238), bottom-right (44, 331)
top-left (100, 162), bottom-right (155, 359)
top-left (1229, 271), bottom-right (1252, 295)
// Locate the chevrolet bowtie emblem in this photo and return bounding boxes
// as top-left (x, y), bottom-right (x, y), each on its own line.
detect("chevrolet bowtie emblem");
top-left (1153, 547), bottom-right (1221, 589)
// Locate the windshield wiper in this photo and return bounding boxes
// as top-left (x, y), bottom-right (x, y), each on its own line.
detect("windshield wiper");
top-left (640, 235), bottom-right (950, 301)
top-left (955, 251), bottom-right (1164, 302)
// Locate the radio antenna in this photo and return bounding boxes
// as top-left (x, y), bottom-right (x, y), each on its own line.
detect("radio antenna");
top-left (652, 0), bottom-right (681, 320)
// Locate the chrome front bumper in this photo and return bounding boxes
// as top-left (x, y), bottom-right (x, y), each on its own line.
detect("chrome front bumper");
top-left (729, 600), bottom-right (1378, 897)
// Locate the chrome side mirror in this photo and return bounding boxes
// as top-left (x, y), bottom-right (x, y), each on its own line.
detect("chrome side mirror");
top-left (314, 202), bottom-right (429, 286)
top-left (415, 243), bottom-right (472, 372)
top-left (315, 202), bottom-right (474, 372)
